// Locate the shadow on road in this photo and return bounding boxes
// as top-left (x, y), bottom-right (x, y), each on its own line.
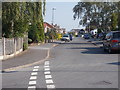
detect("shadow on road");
top-left (60, 42), bottom-right (91, 45)
top-left (107, 62), bottom-right (120, 65)
top-left (67, 47), bottom-right (112, 54)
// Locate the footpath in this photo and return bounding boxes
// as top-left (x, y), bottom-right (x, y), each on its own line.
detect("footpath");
top-left (1, 42), bottom-right (59, 72)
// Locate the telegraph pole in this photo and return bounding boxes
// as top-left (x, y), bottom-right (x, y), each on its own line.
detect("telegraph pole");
top-left (52, 8), bottom-right (56, 25)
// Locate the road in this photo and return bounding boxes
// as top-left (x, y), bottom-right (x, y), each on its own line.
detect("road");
top-left (2, 37), bottom-right (119, 89)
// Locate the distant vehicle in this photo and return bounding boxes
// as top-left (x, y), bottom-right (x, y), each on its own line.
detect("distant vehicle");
top-left (83, 33), bottom-right (91, 39)
top-left (103, 31), bottom-right (120, 53)
top-left (79, 29), bottom-right (85, 34)
top-left (69, 34), bottom-right (73, 41)
top-left (61, 34), bottom-right (70, 42)
top-left (98, 32), bottom-right (106, 40)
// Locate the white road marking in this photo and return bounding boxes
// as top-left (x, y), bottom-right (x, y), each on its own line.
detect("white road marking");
top-left (30, 76), bottom-right (37, 80)
top-left (45, 75), bottom-right (52, 79)
top-left (33, 69), bottom-right (39, 71)
top-left (46, 79), bottom-right (54, 84)
top-left (34, 66), bottom-right (40, 68)
top-left (44, 61), bottom-right (56, 89)
top-left (31, 72), bottom-right (38, 75)
top-left (44, 65), bottom-right (49, 68)
top-left (44, 71), bottom-right (51, 74)
top-left (47, 85), bottom-right (55, 89)
top-left (44, 61), bottom-right (49, 65)
top-left (29, 81), bottom-right (36, 85)
top-left (28, 86), bottom-right (36, 88)
top-left (44, 68), bottom-right (50, 71)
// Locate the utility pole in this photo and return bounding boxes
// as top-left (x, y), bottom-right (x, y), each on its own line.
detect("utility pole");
top-left (52, 8), bottom-right (56, 25)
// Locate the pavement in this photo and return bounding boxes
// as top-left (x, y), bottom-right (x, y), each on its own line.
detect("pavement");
top-left (1, 42), bottom-right (58, 72)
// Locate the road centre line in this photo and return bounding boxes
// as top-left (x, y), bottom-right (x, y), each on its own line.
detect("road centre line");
top-left (44, 61), bottom-right (49, 65)
top-left (28, 66), bottom-right (40, 89)
top-left (44, 68), bottom-right (50, 71)
top-left (47, 85), bottom-right (55, 89)
top-left (46, 79), bottom-right (54, 84)
top-left (30, 76), bottom-right (37, 80)
top-left (45, 75), bottom-right (52, 79)
top-left (34, 66), bottom-right (40, 68)
top-left (44, 61), bottom-right (56, 89)
top-left (28, 86), bottom-right (36, 89)
top-left (29, 81), bottom-right (36, 85)
top-left (44, 65), bottom-right (49, 68)
top-left (44, 71), bottom-right (51, 74)
top-left (31, 72), bottom-right (38, 75)
top-left (33, 69), bottom-right (39, 71)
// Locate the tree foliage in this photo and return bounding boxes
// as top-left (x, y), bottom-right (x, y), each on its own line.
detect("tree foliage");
top-left (2, 1), bottom-right (46, 43)
top-left (73, 2), bottom-right (119, 32)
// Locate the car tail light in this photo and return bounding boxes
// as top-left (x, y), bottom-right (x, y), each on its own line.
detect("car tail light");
top-left (111, 40), bottom-right (119, 43)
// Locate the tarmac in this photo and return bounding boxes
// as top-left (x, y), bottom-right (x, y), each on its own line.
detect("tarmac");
top-left (1, 39), bottom-right (102, 72)
top-left (87, 38), bottom-right (103, 47)
top-left (1, 42), bottom-right (59, 72)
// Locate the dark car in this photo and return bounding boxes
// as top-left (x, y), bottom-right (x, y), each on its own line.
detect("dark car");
top-left (103, 31), bottom-right (120, 53)
top-left (83, 33), bottom-right (91, 39)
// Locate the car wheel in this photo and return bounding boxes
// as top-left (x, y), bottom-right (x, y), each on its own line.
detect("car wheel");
top-left (103, 44), bottom-right (107, 52)
top-left (104, 47), bottom-right (107, 52)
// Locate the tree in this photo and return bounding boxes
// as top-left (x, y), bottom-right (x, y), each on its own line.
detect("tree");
top-left (111, 13), bottom-right (118, 30)
top-left (73, 2), bottom-right (119, 32)
top-left (2, 2), bottom-right (29, 38)
top-left (2, 1), bottom-right (46, 43)
top-left (28, 1), bottom-right (45, 43)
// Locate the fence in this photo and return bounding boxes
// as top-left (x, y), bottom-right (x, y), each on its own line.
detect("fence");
top-left (0, 37), bottom-right (23, 60)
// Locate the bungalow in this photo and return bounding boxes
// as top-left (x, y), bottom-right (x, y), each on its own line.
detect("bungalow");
top-left (44, 22), bottom-right (54, 33)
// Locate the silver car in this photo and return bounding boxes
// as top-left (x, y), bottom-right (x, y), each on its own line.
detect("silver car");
top-left (61, 34), bottom-right (70, 42)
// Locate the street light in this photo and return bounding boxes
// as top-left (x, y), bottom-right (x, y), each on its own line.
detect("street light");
top-left (52, 8), bottom-right (56, 25)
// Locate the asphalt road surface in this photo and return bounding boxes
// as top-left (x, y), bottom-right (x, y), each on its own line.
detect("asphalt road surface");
top-left (2, 37), bottom-right (119, 89)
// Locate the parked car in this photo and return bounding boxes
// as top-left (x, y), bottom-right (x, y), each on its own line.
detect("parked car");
top-left (83, 33), bottom-right (91, 39)
top-left (61, 34), bottom-right (70, 42)
top-left (97, 32), bottom-right (106, 40)
top-left (103, 31), bottom-right (120, 53)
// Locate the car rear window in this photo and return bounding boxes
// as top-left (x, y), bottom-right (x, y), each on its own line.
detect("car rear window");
top-left (113, 32), bottom-right (120, 38)
top-left (63, 35), bottom-right (69, 37)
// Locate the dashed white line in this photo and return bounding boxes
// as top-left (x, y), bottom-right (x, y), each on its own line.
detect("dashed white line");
top-left (44, 65), bottom-right (49, 68)
top-left (44, 61), bottom-right (56, 89)
top-left (29, 81), bottom-right (36, 85)
top-left (33, 69), bottom-right (39, 71)
top-left (45, 75), bottom-right (52, 79)
top-left (47, 85), bottom-right (55, 89)
top-left (28, 66), bottom-right (40, 89)
top-left (30, 76), bottom-right (37, 80)
top-left (31, 72), bottom-right (38, 75)
top-left (46, 79), bottom-right (54, 84)
top-left (44, 68), bottom-right (50, 71)
top-left (44, 61), bottom-right (49, 65)
top-left (44, 71), bottom-right (51, 74)
top-left (34, 66), bottom-right (40, 68)
top-left (28, 86), bottom-right (36, 88)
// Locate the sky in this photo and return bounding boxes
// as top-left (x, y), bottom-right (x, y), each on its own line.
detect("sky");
top-left (44, 2), bottom-right (85, 32)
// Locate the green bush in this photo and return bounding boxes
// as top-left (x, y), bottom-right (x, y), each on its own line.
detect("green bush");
top-left (28, 38), bottom-right (32, 44)
top-left (23, 43), bottom-right (28, 51)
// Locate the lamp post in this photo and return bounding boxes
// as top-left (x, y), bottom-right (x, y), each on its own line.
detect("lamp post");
top-left (52, 8), bottom-right (56, 25)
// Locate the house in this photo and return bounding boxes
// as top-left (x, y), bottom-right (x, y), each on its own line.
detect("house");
top-left (53, 24), bottom-right (66, 34)
top-left (44, 22), bottom-right (66, 34)
top-left (70, 29), bottom-right (80, 36)
top-left (44, 22), bottom-right (54, 33)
